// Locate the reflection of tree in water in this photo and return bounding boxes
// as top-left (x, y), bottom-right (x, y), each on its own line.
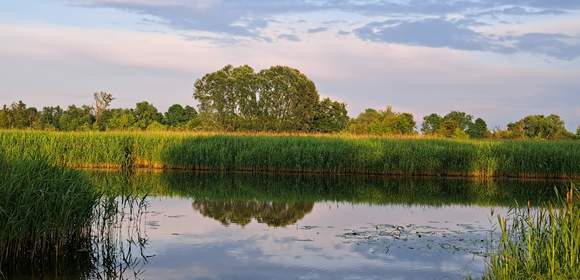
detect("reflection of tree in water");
top-left (192, 199), bottom-right (314, 227)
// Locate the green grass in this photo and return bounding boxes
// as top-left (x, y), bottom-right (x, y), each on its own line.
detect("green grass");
top-left (0, 157), bottom-right (100, 272)
top-left (1, 130), bottom-right (578, 178)
top-left (484, 187), bottom-right (580, 279)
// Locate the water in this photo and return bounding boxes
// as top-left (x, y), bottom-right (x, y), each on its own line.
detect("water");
top-left (6, 171), bottom-right (570, 279)
top-left (132, 199), bottom-right (498, 280)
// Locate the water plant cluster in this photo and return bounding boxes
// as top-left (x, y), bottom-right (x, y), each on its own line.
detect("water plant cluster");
top-left (484, 187), bottom-right (580, 279)
top-left (0, 154), bottom-right (150, 278)
top-left (0, 156), bottom-right (98, 275)
top-left (1, 130), bottom-right (579, 179)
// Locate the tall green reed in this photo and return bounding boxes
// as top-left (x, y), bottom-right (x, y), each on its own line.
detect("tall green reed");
top-left (1, 130), bottom-right (579, 178)
top-left (0, 158), bottom-right (99, 272)
top-left (484, 186), bottom-right (580, 279)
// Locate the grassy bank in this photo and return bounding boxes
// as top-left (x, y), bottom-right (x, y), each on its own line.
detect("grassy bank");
top-left (1, 130), bottom-right (579, 178)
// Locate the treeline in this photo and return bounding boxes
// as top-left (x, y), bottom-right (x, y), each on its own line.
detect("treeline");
top-left (0, 65), bottom-right (578, 140)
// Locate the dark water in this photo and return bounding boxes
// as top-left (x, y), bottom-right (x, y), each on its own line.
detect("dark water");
top-left (6, 171), bottom-right (572, 279)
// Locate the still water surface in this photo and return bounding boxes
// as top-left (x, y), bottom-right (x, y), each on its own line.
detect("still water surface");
top-left (84, 171), bottom-right (568, 280)
top-left (11, 171), bottom-right (570, 279)
top-left (135, 198), bottom-right (498, 280)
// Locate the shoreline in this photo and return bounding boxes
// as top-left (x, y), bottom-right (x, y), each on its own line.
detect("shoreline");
top-left (73, 162), bottom-right (580, 180)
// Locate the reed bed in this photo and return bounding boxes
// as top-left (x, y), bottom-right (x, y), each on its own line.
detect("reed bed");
top-left (0, 157), bottom-right (99, 273)
top-left (484, 187), bottom-right (580, 279)
top-left (0, 130), bottom-right (579, 178)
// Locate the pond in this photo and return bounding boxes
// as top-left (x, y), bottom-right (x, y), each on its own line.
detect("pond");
top-left (6, 171), bottom-right (571, 280)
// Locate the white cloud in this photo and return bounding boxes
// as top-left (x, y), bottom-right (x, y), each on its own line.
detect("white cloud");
top-left (0, 23), bottom-right (578, 129)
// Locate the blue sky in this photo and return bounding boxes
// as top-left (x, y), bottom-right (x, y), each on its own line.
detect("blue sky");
top-left (0, 0), bottom-right (579, 129)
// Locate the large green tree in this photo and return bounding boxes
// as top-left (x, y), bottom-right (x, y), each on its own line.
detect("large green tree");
top-left (466, 118), bottom-right (489, 139)
top-left (194, 65), bottom-right (258, 130)
top-left (421, 113), bottom-right (443, 134)
top-left (106, 109), bottom-right (136, 130)
top-left (312, 98), bottom-right (349, 133)
top-left (164, 104), bottom-right (198, 128)
top-left (348, 106), bottom-right (416, 135)
top-left (38, 106), bottom-right (64, 130)
top-left (59, 105), bottom-right (95, 131)
top-left (256, 66), bottom-right (320, 131)
top-left (7, 101), bottom-right (36, 129)
top-left (194, 65), bottom-right (329, 132)
top-left (507, 114), bottom-right (569, 139)
top-left (422, 111), bottom-right (475, 138)
top-left (134, 102), bottom-right (162, 130)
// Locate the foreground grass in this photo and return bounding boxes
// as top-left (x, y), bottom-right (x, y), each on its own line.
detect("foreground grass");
top-left (0, 158), bottom-right (99, 272)
top-left (484, 187), bottom-right (580, 279)
top-left (1, 130), bottom-right (578, 178)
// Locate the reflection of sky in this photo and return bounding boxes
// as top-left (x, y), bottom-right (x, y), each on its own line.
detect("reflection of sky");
top-left (1, 1), bottom-right (580, 130)
top-left (132, 198), bottom-right (507, 279)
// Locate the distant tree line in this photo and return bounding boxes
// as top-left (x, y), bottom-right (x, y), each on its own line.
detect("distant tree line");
top-left (0, 96), bottom-right (198, 131)
top-left (0, 65), bottom-right (578, 140)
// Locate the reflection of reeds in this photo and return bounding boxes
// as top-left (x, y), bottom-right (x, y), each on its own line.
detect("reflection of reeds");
top-left (484, 185), bottom-right (580, 279)
top-left (89, 194), bottom-right (152, 280)
top-left (1, 130), bottom-right (580, 179)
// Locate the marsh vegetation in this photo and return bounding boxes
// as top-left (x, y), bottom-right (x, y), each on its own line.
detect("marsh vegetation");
top-left (1, 130), bottom-right (579, 179)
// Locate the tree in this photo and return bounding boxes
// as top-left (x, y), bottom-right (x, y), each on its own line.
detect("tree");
top-left (134, 102), bottom-right (162, 130)
top-left (422, 111), bottom-right (474, 137)
top-left (59, 105), bottom-right (95, 131)
top-left (9, 101), bottom-right (35, 129)
top-left (93, 91), bottom-right (114, 130)
top-left (256, 66), bottom-right (320, 131)
top-left (194, 65), bottom-right (327, 132)
top-left (194, 65), bottom-right (259, 130)
top-left (396, 113), bottom-right (416, 134)
top-left (347, 109), bottom-right (381, 134)
top-left (576, 126), bottom-right (580, 139)
top-left (164, 104), bottom-right (198, 128)
top-left (506, 121), bottom-right (525, 139)
top-left (421, 114), bottom-right (443, 134)
top-left (0, 105), bottom-right (9, 129)
top-left (106, 109), bottom-right (136, 130)
top-left (38, 106), bottom-right (64, 130)
top-left (467, 118), bottom-right (488, 139)
top-left (507, 114), bottom-right (569, 139)
top-left (348, 106), bottom-right (416, 135)
top-left (312, 98), bottom-right (349, 133)
top-left (444, 111), bottom-right (473, 131)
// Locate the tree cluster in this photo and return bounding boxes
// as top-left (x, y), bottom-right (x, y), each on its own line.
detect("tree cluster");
top-left (193, 65), bottom-right (348, 132)
top-left (0, 99), bottom-right (198, 131)
top-left (348, 106), bottom-right (416, 135)
top-left (421, 111), bottom-right (489, 139)
top-left (497, 114), bottom-right (574, 139)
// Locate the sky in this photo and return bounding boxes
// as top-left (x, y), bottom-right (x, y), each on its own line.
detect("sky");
top-left (0, 0), bottom-right (579, 129)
